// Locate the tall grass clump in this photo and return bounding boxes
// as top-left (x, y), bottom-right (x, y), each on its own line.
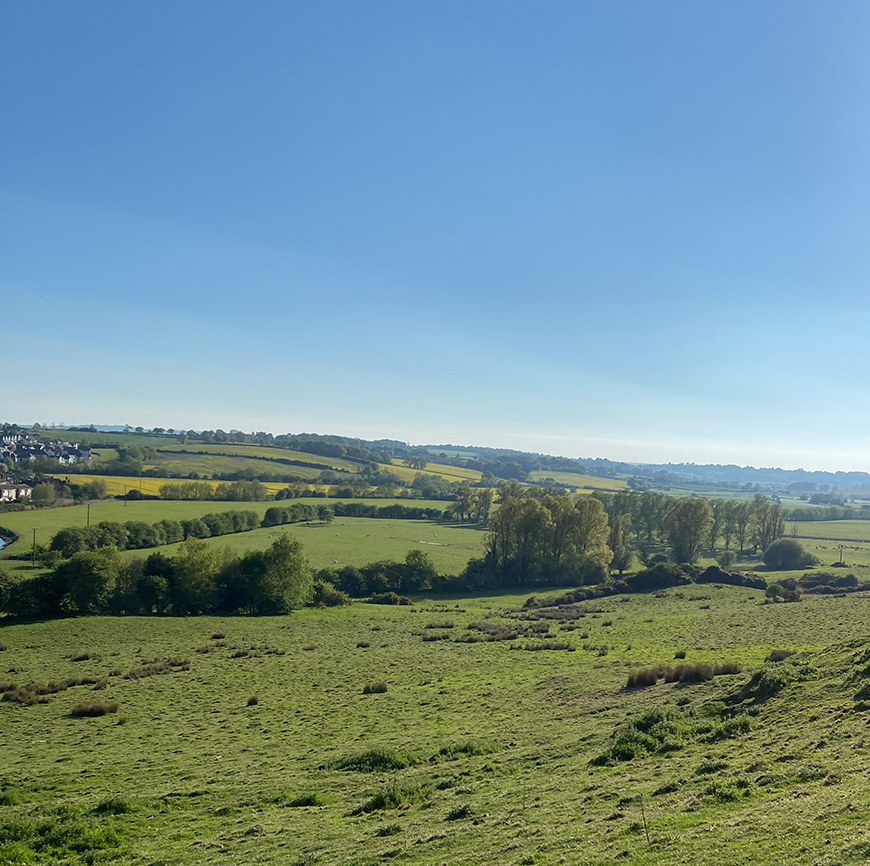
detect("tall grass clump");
top-left (329, 747), bottom-right (419, 772)
top-left (70, 701), bottom-right (119, 717)
top-left (362, 681), bottom-right (388, 694)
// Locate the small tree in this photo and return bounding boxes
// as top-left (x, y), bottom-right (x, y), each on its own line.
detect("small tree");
top-left (608, 514), bottom-right (633, 575)
top-left (31, 483), bottom-right (57, 508)
top-left (762, 538), bottom-right (817, 571)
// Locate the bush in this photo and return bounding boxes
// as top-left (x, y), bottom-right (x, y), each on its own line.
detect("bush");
top-left (362, 681), bottom-right (388, 694)
top-left (70, 701), bottom-right (118, 717)
top-left (366, 592), bottom-right (412, 606)
top-left (763, 539), bottom-right (817, 571)
top-left (674, 650), bottom-right (686, 660)
top-left (247, 695), bottom-right (258, 706)
top-left (765, 649), bottom-right (796, 663)
top-left (356, 641), bottom-right (370, 648)
top-left (312, 580), bottom-right (351, 607)
top-left (625, 563), bottom-right (691, 592)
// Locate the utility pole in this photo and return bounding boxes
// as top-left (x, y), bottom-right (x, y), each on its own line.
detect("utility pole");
top-left (32, 527), bottom-right (37, 565)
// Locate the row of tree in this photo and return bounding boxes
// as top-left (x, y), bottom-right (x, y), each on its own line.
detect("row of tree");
top-left (1, 536), bottom-right (313, 618)
top-left (593, 490), bottom-right (787, 556)
top-left (47, 511), bottom-right (262, 559)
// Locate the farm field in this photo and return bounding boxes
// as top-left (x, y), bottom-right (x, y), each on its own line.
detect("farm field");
top-left (4, 586), bottom-right (870, 864)
top-left (375, 461), bottom-right (482, 484)
top-left (527, 471), bottom-right (627, 491)
top-left (143, 453), bottom-right (324, 481)
top-left (157, 443), bottom-right (363, 473)
top-left (115, 517), bottom-right (486, 573)
top-left (0, 500), bottom-right (455, 576)
top-left (43, 474), bottom-right (292, 499)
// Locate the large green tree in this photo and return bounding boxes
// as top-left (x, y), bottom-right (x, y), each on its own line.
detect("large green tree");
top-left (663, 498), bottom-right (713, 564)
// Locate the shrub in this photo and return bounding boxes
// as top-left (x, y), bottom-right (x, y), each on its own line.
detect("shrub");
top-left (375, 823), bottom-right (402, 837)
top-left (0, 642), bottom-right (6, 652)
top-left (211, 632), bottom-right (225, 640)
top-left (424, 621), bottom-right (454, 629)
top-left (356, 641), bottom-right (370, 648)
top-left (763, 539), bottom-right (817, 571)
top-left (366, 592), bottom-right (412, 606)
top-left (71, 652), bottom-right (92, 662)
top-left (247, 695), bottom-right (258, 706)
top-left (312, 581), bottom-right (351, 607)
top-left (674, 650), bottom-right (686, 660)
top-left (70, 701), bottom-right (118, 717)
top-left (231, 650), bottom-right (250, 658)
top-left (362, 682), bottom-right (388, 694)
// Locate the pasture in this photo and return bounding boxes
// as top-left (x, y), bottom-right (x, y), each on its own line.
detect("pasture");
top-left (527, 471), bottom-right (628, 492)
top-left (0, 500), bottom-right (466, 577)
top-left (4, 586), bottom-right (870, 864)
top-left (115, 517), bottom-right (487, 573)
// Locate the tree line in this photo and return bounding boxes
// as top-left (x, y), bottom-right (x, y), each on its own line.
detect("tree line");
top-left (0, 535), bottom-right (314, 618)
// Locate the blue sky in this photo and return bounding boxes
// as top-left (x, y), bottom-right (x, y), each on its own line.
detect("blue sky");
top-left (3, 1), bottom-right (870, 470)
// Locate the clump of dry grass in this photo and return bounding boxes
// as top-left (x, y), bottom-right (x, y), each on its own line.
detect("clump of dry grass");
top-left (362, 682), bottom-right (388, 694)
top-left (766, 649), bottom-right (797, 663)
top-left (124, 658), bottom-right (190, 680)
top-left (70, 701), bottom-right (118, 717)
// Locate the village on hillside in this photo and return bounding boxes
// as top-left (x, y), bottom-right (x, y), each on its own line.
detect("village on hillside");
top-left (0, 432), bottom-right (92, 502)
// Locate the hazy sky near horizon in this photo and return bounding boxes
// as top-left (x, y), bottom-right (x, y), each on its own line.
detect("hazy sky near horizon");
top-left (4, 1), bottom-right (870, 471)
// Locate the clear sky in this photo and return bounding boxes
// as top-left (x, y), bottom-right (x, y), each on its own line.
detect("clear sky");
top-left (3, 1), bottom-right (870, 470)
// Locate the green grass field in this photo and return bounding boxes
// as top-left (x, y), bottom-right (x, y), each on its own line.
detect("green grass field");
top-left (114, 517), bottom-right (486, 573)
top-left (145, 452), bottom-right (324, 481)
top-left (528, 471), bottom-right (628, 491)
top-left (4, 585), bottom-right (870, 865)
top-left (0, 499), bottom-right (464, 577)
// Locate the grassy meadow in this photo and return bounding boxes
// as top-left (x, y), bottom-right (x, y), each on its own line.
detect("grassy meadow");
top-left (113, 517), bottom-right (486, 573)
top-left (527, 471), bottom-right (628, 492)
top-left (0, 499), bottom-right (470, 578)
top-left (4, 586), bottom-right (870, 864)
